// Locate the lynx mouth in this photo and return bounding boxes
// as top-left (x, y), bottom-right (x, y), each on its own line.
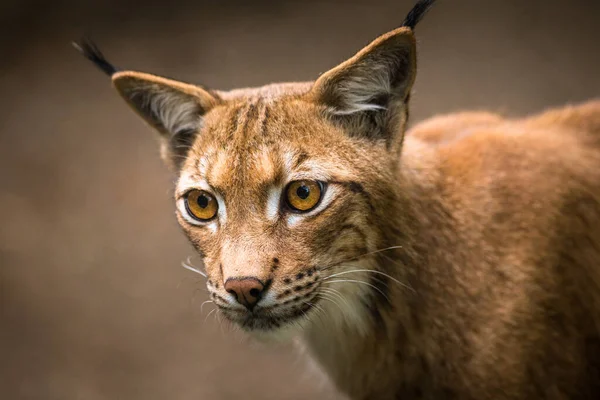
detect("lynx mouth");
top-left (219, 291), bottom-right (320, 331)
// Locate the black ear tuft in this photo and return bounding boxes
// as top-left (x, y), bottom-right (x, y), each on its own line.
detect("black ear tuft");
top-left (72, 37), bottom-right (119, 76)
top-left (402, 0), bottom-right (437, 30)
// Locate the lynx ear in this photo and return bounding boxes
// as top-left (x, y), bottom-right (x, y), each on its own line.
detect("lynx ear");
top-left (308, 0), bottom-right (437, 146)
top-left (308, 27), bottom-right (416, 146)
top-left (73, 39), bottom-right (219, 169)
top-left (112, 72), bottom-right (219, 169)
top-left (308, 0), bottom-right (437, 144)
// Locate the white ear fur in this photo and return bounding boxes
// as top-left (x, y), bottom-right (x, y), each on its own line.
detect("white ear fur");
top-left (309, 27), bottom-right (416, 116)
top-left (134, 88), bottom-right (202, 135)
top-left (112, 71), bottom-right (218, 136)
top-left (329, 64), bottom-right (394, 115)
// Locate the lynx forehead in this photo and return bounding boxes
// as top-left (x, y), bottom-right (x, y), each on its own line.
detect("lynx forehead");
top-left (76, 0), bottom-right (600, 398)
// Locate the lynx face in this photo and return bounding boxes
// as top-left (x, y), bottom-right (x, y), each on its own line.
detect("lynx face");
top-left (76, 26), bottom-right (417, 334)
top-left (174, 92), bottom-right (398, 332)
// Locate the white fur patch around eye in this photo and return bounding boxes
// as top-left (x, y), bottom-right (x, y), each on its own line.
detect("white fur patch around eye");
top-left (283, 151), bottom-right (296, 174)
top-left (288, 164), bottom-right (331, 182)
top-left (196, 156), bottom-right (210, 177)
top-left (266, 186), bottom-right (282, 222)
top-left (176, 175), bottom-right (211, 196)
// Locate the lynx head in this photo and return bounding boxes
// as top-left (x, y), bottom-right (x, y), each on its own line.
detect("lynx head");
top-left (75, 0), bottom-right (435, 337)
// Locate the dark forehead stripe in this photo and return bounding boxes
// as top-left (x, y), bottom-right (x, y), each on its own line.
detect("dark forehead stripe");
top-left (237, 101), bottom-right (258, 141)
top-left (225, 104), bottom-right (243, 142)
top-left (231, 99), bottom-right (269, 145)
top-left (257, 101), bottom-right (270, 137)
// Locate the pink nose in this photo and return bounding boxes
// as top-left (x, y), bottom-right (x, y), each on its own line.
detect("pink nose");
top-left (224, 277), bottom-right (265, 310)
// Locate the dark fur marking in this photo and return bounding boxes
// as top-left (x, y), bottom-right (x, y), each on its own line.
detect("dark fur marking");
top-left (241, 102), bottom-right (259, 139)
top-left (226, 105), bottom-right (242, 142)
top-left (215, 294), bottom-right (228, 303)
top-left (276, 289), bottom-right (292, 300)
top-left (259, 102), bottom-right (270, 136)
top-left (332, 181), bottom-right (377, 213)
top-left (402, 0), bottom-right (437, 30)
top-left (72, 38), bottom-right (118, 76)
top-left (296, 272), bottom-right (305, 280)
top-left (284, 278), bottom-right (292, 284)
top-left (294, 286), bottom-right (303, 292)
top-left (263, 279), bottom-right (273, 293)
top-left (294, 152), bottom-right (309, 168)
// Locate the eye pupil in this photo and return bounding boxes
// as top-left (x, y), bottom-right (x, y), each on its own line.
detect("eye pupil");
top-left (296, 185), bottom-right (310, 199)
top-left (197, 195), bottom-right (209, 208)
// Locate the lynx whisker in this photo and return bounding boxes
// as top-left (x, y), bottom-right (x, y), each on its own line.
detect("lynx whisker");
top-left (322, 279), bottom-right (391, 303)
top-left (319, 245), bottom-right (404, 272)
top-left (204, 308), bottom-right (217, 323)
top-left (319, 287), bottom-right (353, 310)
top-left (181, 258), bottom-right (207, 278)
top-left (200, 299), bottom-right (214, 314)
top-left (303, 301), bottom-right (327, 322)
top-left (317, 292), bottom-right (345, 315)
top-left (324, 269), bottom-right (415, 293)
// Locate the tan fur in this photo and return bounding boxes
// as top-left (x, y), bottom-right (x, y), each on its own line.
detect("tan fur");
top-left (103, 21), bottom-right (600, 400)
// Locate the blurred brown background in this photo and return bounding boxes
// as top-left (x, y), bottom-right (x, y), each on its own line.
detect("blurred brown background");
top-left (1, 0), bottom-right (599, 399)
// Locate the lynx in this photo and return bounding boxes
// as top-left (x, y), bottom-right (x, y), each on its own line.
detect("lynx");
top-left (75, 0), bottom-right (600, 398)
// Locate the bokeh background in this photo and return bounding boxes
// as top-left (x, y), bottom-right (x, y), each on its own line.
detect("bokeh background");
top-left (1, 0), bottom-right (599, 399)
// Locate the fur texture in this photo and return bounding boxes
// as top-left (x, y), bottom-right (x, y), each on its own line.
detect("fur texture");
top-left (76, 1), bottom-right (600, 398)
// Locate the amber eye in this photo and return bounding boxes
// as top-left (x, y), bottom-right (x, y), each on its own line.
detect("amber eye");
top-left (184, 190), bottom-right (218, 221)
top-left (285, 180), bottom-right (323, 212)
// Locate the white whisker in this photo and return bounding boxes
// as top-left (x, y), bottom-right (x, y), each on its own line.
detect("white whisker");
top-left (181, 261), bottom-right (207, 278)
top-left (324, 269), bottom-right (415, 292)
top-left (359, 245), bottom-right (404, 257)
top-left (303, 301), bottom-right (327, 323)
top-left (319, 245), bottom-right (404, 272)
top-left (323, 279), bottom-right (391, 302)
top-left (319, 287), bottom-right (353, 310)
top-left (318, 293), bottom-right (345, 314)
top-left (204, 308), bottom-right (216, 323)
top-left (200, 300), bottom-right (214, 314)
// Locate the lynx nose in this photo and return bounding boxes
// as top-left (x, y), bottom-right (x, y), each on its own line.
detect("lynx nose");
top-left (224, 277), bottom-right (265, 310)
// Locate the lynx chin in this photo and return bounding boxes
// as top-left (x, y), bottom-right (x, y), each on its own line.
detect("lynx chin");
top-left (75, 0), bottom-right (600, 398)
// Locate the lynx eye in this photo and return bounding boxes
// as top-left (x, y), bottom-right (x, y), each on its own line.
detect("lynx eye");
top-left (184, 190), bottom-right (218, 221)
top-left (285, 180), bottom-right (323, 212)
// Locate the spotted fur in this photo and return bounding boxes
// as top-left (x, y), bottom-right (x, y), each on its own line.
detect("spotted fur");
top-left (76, 1), bottom-right (600, 398)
